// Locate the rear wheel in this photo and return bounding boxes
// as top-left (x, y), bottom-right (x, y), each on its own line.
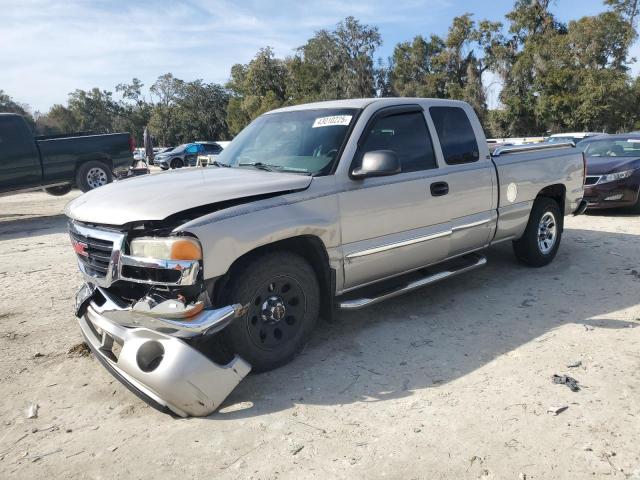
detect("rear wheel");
top-left (217, 252), bottom-right (320, 372)
top-left (43, 185), bottom-right (72, 196)
top-left (513, 197), bottom-right (562, 267)
top-left (170, 158), bottom-right (183, 169)
top-left (76, 161), bottom-right (113, 192)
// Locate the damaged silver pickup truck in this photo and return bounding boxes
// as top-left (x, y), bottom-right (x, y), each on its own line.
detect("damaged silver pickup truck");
top-left (66, 98), bottom-right (587, 417)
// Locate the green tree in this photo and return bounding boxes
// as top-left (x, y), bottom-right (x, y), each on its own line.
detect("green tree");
top-left (289, 17), bottom-right (382, 102)
top-left (66, 88), bottom-right (119, 132)
top-left (0, 90), bottom-right (35, 130)
top-left (115, 78), bottom-right (152, 145)
top-left (605, 0), bottom-right (639, 27)
top-left (389, 35), bottom-right (446, 97)
top-left (149, 73), bottom-right (184, 146)
top-left (38, 104), bottom-right (79, 134)
top-left (226, 47), bottom-right (289, 135)
top-left (388, 14), bottom-right (504, 122)
top-left (175, 80), bottom-right (230, 142)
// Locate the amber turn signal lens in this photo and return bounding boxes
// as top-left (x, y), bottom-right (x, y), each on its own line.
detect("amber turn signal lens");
top-left (170, 239), bottom-right (202, 260)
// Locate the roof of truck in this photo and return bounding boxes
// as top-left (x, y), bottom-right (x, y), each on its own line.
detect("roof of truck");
top-left (267, 97), bottom-right (470, 114)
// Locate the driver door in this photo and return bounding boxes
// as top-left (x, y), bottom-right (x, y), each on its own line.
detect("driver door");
top-left (339, 106), bottom-right (452, 289)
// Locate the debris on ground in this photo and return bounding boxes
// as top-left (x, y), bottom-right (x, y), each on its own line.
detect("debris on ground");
top-left (291, 445), bottom-right (304, 455)
top-left (67, 342), bottom-right (91, 357)
top-left (33, 352), bottom-right (44, 358)
top-left (566, 360), bottom-right (582, 368)
top-left (552, 374), bottom-right (580, 392)
top-left (25, 403), bottom-right (39, 419)
top-left (547, 405), bottom-right (569, 415)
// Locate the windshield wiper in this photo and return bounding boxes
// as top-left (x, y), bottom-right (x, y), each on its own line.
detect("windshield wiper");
top-left (238, 161), bottom-right (312, 175)
top-left (238, 161), bottom-right (280, 172)
top-left (210, 160), bottom-right (231, 168)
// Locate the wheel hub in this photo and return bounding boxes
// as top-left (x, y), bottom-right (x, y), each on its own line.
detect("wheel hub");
top-left (537, 212), bottom-right (557, 254)
top-left (246, 278), bottom-right (305, 351)
top-left (261, 296), bottom-right (286, 324)
top-left (87, 167), bottom-right (108, 189)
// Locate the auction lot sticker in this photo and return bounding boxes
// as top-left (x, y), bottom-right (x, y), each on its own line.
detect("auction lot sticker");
top-left (312, 115), bottom-right (352, 128)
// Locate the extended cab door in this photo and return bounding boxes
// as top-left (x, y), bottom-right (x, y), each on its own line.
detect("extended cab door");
top-left (339, 105), bottom-right (453, 290)
top-left (0, 115), bottom-right (42, 194)
top-left (427, 105), bottom-right (495, 257)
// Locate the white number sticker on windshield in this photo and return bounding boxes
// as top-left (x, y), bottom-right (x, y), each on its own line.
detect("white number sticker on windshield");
top-left (312, 115), bottom-right (352, 128)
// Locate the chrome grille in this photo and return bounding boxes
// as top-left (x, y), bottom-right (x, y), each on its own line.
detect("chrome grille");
top-left (68, 222), bottom-right (126, 287)
top-left (70, 230), bottom-right (114, 277)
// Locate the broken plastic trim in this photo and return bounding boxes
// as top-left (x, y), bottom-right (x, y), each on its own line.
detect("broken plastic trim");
top-left (76, 284), bottom-right (252, 417)
top-left (77, 284), bottom-right (246, 337)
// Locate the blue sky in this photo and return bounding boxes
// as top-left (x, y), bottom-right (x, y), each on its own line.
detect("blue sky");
top-left (1, 0), bottom-right (638, 112)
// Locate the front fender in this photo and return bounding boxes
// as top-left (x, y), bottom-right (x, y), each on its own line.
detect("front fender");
top-left (175, 177), bottom-right (342, 280)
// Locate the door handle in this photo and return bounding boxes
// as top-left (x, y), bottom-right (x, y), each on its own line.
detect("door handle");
top-left (430, 181), bottom-right (449, 197)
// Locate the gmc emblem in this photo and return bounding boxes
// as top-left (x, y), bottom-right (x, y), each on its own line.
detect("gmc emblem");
top-left (71, 238), bottom-right (89, 257)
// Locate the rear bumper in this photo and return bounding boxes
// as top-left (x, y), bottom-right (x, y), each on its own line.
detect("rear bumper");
top-left (77, 285), bottom-right (251, 417)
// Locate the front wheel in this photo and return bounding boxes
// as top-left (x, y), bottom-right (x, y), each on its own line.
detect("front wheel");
top-left (170, 158), bottom-right (183, 169)
top-left (217, 252), bottom-right (320, 372)
top-left (76, 161), bottom-right (113, 192)
top-left (513, 197), bottom-right (562, 267)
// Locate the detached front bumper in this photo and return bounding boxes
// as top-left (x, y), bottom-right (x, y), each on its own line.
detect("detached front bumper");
top-left (76, 284), bottom-right (251, 417)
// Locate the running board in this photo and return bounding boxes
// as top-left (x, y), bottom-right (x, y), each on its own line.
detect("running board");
top-left (338, 253), bottom-right (487, 310)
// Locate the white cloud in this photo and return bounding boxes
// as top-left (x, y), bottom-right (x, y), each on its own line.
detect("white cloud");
top-left (0, 0), bottom-right (449, 111)
top-left (1, 0), bottom-right (636, 113)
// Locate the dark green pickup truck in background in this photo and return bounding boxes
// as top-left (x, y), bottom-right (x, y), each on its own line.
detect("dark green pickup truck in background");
top-left (0, 113), bottom-right (135, 196)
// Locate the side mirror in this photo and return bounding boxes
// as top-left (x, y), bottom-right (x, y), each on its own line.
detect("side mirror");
top-left (351, 150), bottom-right (401, 179)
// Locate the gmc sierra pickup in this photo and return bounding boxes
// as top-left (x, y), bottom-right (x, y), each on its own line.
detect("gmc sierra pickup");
top-left (0, 113), bottom-right (134, 196)
top-left (66, 98), bottom-right (587, 417)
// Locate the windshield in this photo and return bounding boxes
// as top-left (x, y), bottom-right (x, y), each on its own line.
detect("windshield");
top-left (216, 108), bottom-right (358, 175)
top-left (581, 138), bottom-right (640, 157)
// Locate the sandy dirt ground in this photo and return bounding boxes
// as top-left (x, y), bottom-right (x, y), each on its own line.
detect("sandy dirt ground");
top-left (0, 188), bottom-right (639, 479)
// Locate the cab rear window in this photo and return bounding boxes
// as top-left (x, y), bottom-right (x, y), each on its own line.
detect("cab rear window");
top-left (430, 107), bottom-right (480, 165)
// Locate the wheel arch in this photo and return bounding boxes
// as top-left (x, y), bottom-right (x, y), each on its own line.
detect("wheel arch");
top-left (212, 235), bottom-right (335, 321)
top-left (75, 155), bottom-right (113, 175)
top-left (536, 183), bottom-right (566, 228)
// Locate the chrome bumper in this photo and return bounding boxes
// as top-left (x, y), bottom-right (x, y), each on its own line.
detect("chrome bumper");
top-left (77, 285), bottom-right (251, 417)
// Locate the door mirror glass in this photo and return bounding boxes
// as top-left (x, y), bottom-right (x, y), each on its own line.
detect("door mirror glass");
top-left (351, 150), bottom-right (401, 179)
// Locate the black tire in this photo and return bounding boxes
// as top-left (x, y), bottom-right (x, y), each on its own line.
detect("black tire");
top-left (630, 189), bottom-right (640, 213)
top-left (170, 158), bottom-right (183, 169)
top-left (217, 252), bottom-right (320, 372)
top-left (43, 185), bottom-right (72, 196)
top-left (513, 197), bottom-right (563, 267)
top-left (76, 161), bottom-right (113, 192)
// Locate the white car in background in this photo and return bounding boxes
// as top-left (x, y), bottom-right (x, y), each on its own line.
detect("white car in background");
top-left (547, 132), bottom-right (603, 145)
top-left (197, 141), bottom-right (229, 166)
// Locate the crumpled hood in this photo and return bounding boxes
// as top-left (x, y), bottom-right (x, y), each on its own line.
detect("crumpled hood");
top-left (65, 167), bottom-right (312, 225)
top-left (586, 156), bottom-right (640, 175)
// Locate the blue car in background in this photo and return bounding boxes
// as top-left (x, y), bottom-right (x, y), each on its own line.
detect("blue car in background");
top-left (155, 142), bottom-right (223, 169)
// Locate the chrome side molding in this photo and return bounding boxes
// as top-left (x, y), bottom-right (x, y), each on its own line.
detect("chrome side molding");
top-left (492, 142), bottom-right (575, 156)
